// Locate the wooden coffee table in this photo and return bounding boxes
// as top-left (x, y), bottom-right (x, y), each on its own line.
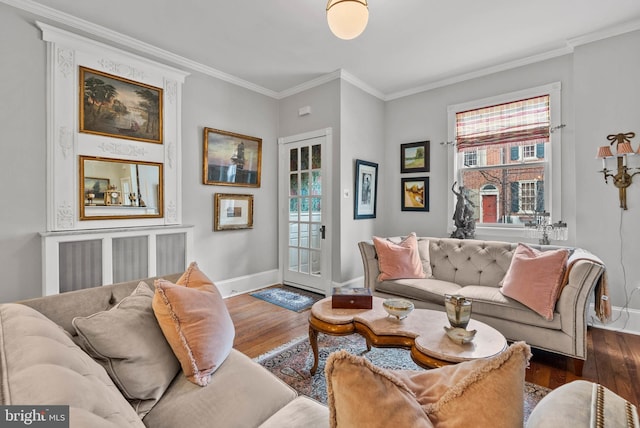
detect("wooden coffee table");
top-left (308, 296), bottom-right (507, 374)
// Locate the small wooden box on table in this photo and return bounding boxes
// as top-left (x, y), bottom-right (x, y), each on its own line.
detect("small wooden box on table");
top-left (331, 287), bottom-right (372, 309)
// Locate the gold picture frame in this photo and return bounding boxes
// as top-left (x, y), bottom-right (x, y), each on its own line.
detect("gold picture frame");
top-left (79, 66), bottom-right (163, 144)
top-left (203, 128), bottom-right (262, 187)
top-left (214, 193), bottom-right (254, 231)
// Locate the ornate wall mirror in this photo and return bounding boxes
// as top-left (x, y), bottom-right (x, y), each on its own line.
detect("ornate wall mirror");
top-left (80, 156), bottom-right (163, 220)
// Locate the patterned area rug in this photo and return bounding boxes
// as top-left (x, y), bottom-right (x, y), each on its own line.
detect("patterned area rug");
top-left (255, 334), bottom-right (551, 424)
top-left (249, 285), bottom-right (323, 312)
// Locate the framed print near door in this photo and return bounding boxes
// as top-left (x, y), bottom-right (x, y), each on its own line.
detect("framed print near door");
top-left (354, 159), bottom-right (378, 219)
top-left (401, 176), bottom-right (429, 211)
top-left (400, 141), bottom-right (430, 173)
top-left (214, 193), bottom-right (254, 231)
top-left (203, 128), bottom-right (262, 187)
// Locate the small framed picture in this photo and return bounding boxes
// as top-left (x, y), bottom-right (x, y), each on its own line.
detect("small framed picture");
top-left (83, 177), bottom-right (110, 205)
top-left (214, 193), bottom-right (254, 231)
top-left (203, 128), bottom-right (262, 187)
top-left (401, 177), bottom-right (429, 211)
top-left (354, 159), bottom-right (378, 219)
top-left (400, 141), bottom-right (430, 173)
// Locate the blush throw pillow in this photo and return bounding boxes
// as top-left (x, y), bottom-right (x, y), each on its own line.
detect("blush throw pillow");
top-left (72, 282), bottom-right (181, 417)
top-left (500, 243), bottom-right (569, 321)
top-left (325, 342), bottom-right (531, 428)
top-left (152, 262), bottom-right (235, 386)
top-left (373, 233), bottom-right (426, 281)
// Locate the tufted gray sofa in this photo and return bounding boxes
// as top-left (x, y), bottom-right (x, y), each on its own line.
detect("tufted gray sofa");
top-left (358, 237), bottom-right (605, 375)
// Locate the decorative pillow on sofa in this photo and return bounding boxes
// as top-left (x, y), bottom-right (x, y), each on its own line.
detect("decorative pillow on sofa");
top-left (500, 243), bottom-right (569, 321)
top-left (373, 233), bottom-right (426, 281)
top-left (153, 261), bottom-right (235, 387)
top-left (72, 282), bottom-right (181, 417)
top-left (325, 341), bottom-right (531, 428)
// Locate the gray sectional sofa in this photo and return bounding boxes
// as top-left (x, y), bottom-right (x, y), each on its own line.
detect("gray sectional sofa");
top-left (359, 236), bottom-right (606, 375)
top-left (0, 275), bottom-right (328, 428)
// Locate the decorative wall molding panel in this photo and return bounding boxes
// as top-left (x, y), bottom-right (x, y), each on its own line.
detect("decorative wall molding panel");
top-left (56, 202), bottom-right (74, 229)
top-left (97, 58), bottom-right (146, 80)
top-left (97, 141), bottom-right (148, 157)
top-left (165, 79), bottom-right (177, 104)
top-left (56, 48), bottom-right (74, 78)
top-left (57, 126), bottom-right (72, 159)
top-left (39, 22), bottom-right (189, 232)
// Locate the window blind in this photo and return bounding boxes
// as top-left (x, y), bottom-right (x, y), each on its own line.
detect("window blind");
top-left (456, 95), bottom-right (550, 151)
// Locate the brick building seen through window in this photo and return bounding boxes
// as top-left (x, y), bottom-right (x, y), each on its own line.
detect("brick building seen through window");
top-left (454, 94), bottom-right (550, 225)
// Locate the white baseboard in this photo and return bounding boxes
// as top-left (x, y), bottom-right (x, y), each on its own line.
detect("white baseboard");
top-left (217, 269), bottom-right (279, 298)
top-left (218, 272), bottom-right (365, 298)
top-left (588, 303), bottom-right (640, 336)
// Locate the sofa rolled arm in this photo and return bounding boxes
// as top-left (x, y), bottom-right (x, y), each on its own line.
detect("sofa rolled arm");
top-left (358, 241), bottom-right (380, 291)
top-left (555, 258), bottom-right (605, 358)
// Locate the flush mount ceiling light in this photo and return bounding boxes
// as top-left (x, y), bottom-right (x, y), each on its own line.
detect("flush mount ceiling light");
top-left (326, 0), bottom-right (369, 40)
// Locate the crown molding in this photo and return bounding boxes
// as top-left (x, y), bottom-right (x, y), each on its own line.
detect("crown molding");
top-left (385, 45), bottom-right (574, 101)
top-left (275, 70), bottom-right (342, 100)
top-left (567, 18), bottom-right (640, 48)
top-left (275, 69), bottom-right (385, 100)
top-left (1, 0), bottom-right (278, 98)
top-left (338, 70), bottom-right (386, 101)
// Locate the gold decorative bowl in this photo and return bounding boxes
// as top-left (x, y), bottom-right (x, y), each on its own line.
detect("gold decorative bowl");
top-left (383, 298), bottom-right (414, 319)
top-left (444, 326), bottom-right (477, 344)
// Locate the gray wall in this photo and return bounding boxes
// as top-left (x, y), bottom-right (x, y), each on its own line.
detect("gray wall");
top-left (181, 72), bottom-right (279, 284)
top-left (339, 80), bottom-right (385, 282)
top-left (0, 5), bottom-right (47, 301)
top-left (573, 30), bottom-right (640, 311)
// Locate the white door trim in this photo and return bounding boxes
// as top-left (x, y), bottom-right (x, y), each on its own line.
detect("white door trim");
top-left (278, 128), bottom-right (333, 295)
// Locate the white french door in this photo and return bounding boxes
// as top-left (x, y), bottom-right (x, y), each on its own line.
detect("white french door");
top-left (278, 129), bottom-right (332, 295)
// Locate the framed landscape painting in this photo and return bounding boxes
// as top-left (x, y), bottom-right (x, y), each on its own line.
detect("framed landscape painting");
top-left (203, 128), bottom-right (262, 187)
top-left (401, 176), bottom-right (429, 211)
top-left (79, 67), bottom-right (163, 144)
top-left (354, 159), bottom-right (378, 219)
top-left (400, 141), bottom-right (430, 173)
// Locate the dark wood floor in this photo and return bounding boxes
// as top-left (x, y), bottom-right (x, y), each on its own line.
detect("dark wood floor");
top-left (225, 291), bottom-right (640, 406)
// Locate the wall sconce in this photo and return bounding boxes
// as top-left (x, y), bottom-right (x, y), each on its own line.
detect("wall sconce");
top-left (596, 132), bottom-right (640, 210)
top-left (524, 211), bottom-right (568, 245)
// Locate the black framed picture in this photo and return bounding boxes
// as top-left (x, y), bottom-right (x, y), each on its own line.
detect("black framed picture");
top-left (400, 141), bottom-right (430, 173)
top-left (401, 176), bottom-right (429, 211)
top-left (354, 159), bottom-right (378, 219)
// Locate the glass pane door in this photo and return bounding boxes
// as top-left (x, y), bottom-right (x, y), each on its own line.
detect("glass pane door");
top-left (288, 143), bottom-right (322, 277)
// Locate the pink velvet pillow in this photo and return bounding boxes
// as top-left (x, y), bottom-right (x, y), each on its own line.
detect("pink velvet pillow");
top-left (501, 243), bottom-right (569, 320)
top-left (152, 262), bottom-right (235, 386)
top-left (325, 342), bottom-right (532, 428)
top-left (373, 233), bottom-right (426, 281)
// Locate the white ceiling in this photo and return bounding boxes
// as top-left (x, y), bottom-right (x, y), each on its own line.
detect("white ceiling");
top-left (15, 0), bottom-right (640, 99)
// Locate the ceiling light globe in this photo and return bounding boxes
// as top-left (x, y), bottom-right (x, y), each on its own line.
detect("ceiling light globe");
top-left (327, 0), bottom-right (369, 40)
